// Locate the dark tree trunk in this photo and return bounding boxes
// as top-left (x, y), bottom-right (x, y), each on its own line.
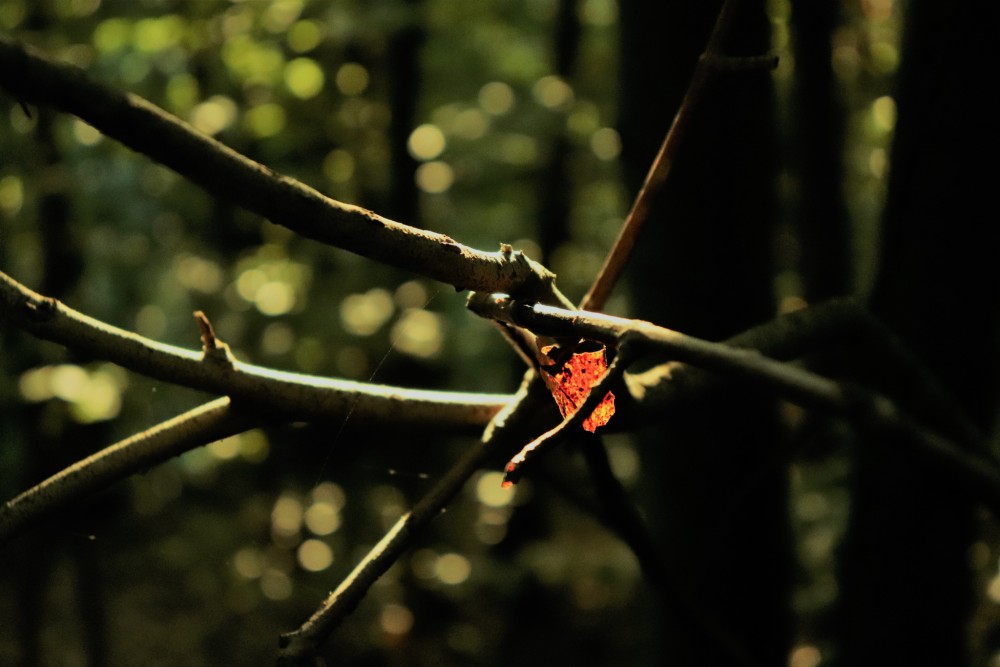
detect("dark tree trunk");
top-left (838, 3), bottom-right (1000, 666)
top-left (537, 0), bottom-right (580, 262)
top-left (789, 0), bottom-right (850, 301)
top-left (386, 0), bottom-right (423, 226)
top-left (619, 2), bottom-right (789, 664)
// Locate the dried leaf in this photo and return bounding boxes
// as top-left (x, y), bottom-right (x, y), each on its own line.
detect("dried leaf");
top-left (539, 343), bottom-right (615, 432)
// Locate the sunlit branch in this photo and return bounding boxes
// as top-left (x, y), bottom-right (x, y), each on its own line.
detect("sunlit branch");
top-left (468, 292), bottom-right (1000, 514)
top-left (0, 38), bottom-right (571, 307)
top-left (0, 270), bottom-right (510, 430)
top-left (0, 397), bottom-right (256, 543)
top-left (580, 0), bottom-right (777, 312)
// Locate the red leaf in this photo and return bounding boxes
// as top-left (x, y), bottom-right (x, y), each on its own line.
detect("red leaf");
top-left (539, 344), bottom-right (616, 432)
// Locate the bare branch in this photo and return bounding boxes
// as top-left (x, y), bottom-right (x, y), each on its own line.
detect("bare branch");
top-left (0, 397), bottom-right (256, 542)
top-left (580, 0), bottom-right (776, 311)
top-left (0, 38), bottom-right (571, 306)
top-left (468, 293), bottom-right (1000, 514)
top-left (0, 270), bottom-right (509, 430)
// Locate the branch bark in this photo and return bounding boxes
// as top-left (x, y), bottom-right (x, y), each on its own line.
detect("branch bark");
top-left (0, 37), bottom-right (570, 306)
top-left (0, 397), bottom-right (256, 542)
top-left (0, 270), bottom-right (510, 429)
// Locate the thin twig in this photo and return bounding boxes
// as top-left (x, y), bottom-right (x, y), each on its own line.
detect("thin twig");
top-left (0, 270), bottom-right (509, 430)
top-left (468, 293), bottom-right (1000, 514)
top-left (580, 0), bottom-right (776, 311)
top-left (0, 37), bottom-right (571, 307)
top-left (0, 397), bottom-right (256, 542)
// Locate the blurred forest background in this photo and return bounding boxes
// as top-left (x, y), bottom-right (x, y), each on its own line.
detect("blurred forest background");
top-left (2, 0), bottom-right (999, 665)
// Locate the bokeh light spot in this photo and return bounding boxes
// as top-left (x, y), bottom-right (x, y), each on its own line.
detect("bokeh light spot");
top-left (262, 0), bottom-right (303, 33)
top-left (51, 364), bottom-right (88, 401)
top-left (132, 15), bottom-right (183, 53)
top-left (335, 62), bottom-right (370, 96)
top-left (255, 281), bottom-right (296, 316)
top-left (0, 175), bottom-right (24, 216)
top-left (288, 19), bottom-right (322, 53)
top-left (452, 108), bottom-right (489, 139)
top-left (434, 553), bottom-right (471, 585)
top-left (415, 161), bottom-right (454, 194)
top-left (272, 494), bottom-right (303, 539)
top-left (261, 321), bottom-right (295, 356)
top-left (532, 75), bottom-right (574, 110)
top-left (297, 539), bottom-right (334, 572)
top-left (390, 309), bottom-right (444, 358)
top-left (872, 95), bottom-right (897, 133)
top-left (69, 369), bottom-right (123, 423)
top-left (579, 0), bottom-right (618, 26)
top-left (323, 149), bottom-right (355, 184)
top-left (590, 127), bottom-right (621, 160)
top-left (304, 502), bottom-right (341, 536)
top-left (238, 430), bottom-right (270, 463)
top-left (233, 547), bottom-right (264, 579)
top-left (987, 574), bottom-right (1000, 603)
top-left (788, 644), bottom-right (822, 667)
top-left (340, 288), bottom-right (394, 336)
top-left (407, 124), bottom-right (447, 161)
top-left (260, 569), bottom-right (293, 600)
top-left (285, 57), bottom-right (325, 99)
top-left (166, 72), bottom-right (199, 113)
top-left (244, 102), bottom-right (287, 138)
top-left (312, 482), bottom-right (346, 510)
top-left (236, 268), bottom-right (267, 303)
top-left (176, 254), bottom-right (223, 294)
top-left (478, 81), bottom-right (515, 115)
top-left (499, 134), bottom-right (538, 166)
top-left (394, 280), bottom-right (429, 309)
top-left (476, 472), bottom-right (515, 507)
top-left (381, 603), bottom-right (414, 636)
top-left (190, 95), bottom-right (238, 136)
top-left (19, 367), bottom-right (52, 402)
top-left (72, 119), bottom-right (102, 146)
top-left (607, 441), bottom-right (639, 483)
top-left (93, 18), bottom-right (130, 53)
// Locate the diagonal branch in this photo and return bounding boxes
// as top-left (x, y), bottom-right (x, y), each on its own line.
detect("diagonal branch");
top-left (0, 37), bottom-right (570, 306)
top-left (580, 0), bottom-right (777, 312)
top-left (276, 372), bottom-right (556, 665)
top-left (0, 397), bottom-right (257, 543)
